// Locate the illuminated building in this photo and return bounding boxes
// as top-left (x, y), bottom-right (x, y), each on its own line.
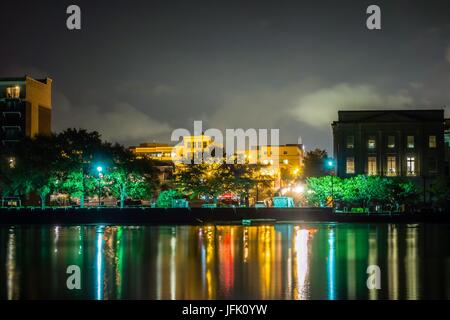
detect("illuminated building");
top-left (332, 110), bottom-right (446, 187)
top-left (0, 76), bottom-right (53, 147)
top-left (243, 144), bottom-right (304, 189)
top-left (130, 135), bottom-right (219, 164)
top-left (130, 136), bottom-right (304, 192)
top-left (129, 143), bottom-right (174, 161)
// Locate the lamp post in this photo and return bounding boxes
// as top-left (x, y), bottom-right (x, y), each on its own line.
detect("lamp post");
top-left (97, 166), bottom-right (103, 207)
top-left (326, 159), bottom-right (335, 212)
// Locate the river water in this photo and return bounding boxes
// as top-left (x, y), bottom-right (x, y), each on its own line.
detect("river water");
top-left (0, 223), bottom-right (449, 300)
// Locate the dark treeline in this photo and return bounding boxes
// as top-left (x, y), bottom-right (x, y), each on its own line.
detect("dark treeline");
top-left (0, 129), bottom-right (158, 208)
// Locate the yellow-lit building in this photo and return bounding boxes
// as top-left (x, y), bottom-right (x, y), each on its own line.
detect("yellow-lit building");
top-left (129, 143), bottom-right (174, 161)
top-left (173, 135), bottom-right (218, 163)
top-left (242, 144), bottom-right (304, 189)
top-left (130, 135), bottom-right (220, 163)
top-left (0, 75), bottom-right (53, 145)
top-left (130, 136), bottom-right (304, 191)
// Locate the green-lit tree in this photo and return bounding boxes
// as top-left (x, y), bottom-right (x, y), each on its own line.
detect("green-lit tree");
top-left (156, 189), bottom-right (184, 208)
top-left (347, 175), bottom-right (388, 211)
top-left (57, 129), bottom-right (104, 208)
top-left (385, 178), bottom-right (419, 211)
top-left (105, 144), bottom-right (158, 208)
top-left (305, 175), bottom-right (342, 207)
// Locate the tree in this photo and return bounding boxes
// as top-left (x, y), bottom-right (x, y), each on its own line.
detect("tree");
top-left (349, 175), bottom-right (388, 210)
top-left (305, 176), bottom-right (342, 207)
top-left (174, 162), bottom-right (266, 205)
top-left (175, 163), bottom-right (231, 204)
top-left (156, 189), bottom-right (184, 208)
top-left (15, 135), bottom-right (63, 209)
top-left (57, 129), bottom-right (104, 208)
top-left (0, 135), bottom-right (63, 208)
top-left (385, 178), bottom-right (419, 211)
top-left (105, 144), bottom-right (158, 208)
top-left (306, 175), bottom-right (403, 211)
top-left (228, 164), bottom-right (269, 206)
top-left (303, 149), bottom-right (328, 178)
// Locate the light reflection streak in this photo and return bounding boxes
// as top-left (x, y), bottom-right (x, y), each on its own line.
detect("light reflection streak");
top-left (327, 228), bottom-right (336, 300)
top-left (388, 225), bottom-right (399, 300)
top-left (405, 226), bottom-right (419, 299)
top-left (346, 231), bottom-right (356, 299)
top-left (7, 228), bottom-right (18, 300)
top-left (368, 229), bottom-right (378, 300)
top-left (170, 228), bottom-right (177, 300)
top-left (294, 228), bottom-right (310, 300)
top-left (96, 226), bottom-right (104, 300)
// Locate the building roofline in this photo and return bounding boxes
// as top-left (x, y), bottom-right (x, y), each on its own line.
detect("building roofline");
top-left (0, 75), bottom-right (52, 84)
top-left (338, 109), bottom-right (445, 113)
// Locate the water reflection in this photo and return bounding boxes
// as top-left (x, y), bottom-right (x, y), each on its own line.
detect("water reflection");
top-left (0, 223), bottom-right (448, 300)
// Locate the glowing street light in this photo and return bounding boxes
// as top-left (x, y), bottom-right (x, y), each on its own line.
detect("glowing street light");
top-left (293, 184), bottom-right (305, 194)
top-left (96, 166), bottom-right (103, 207)
top-left (325, 159), bottom-right (335, 212)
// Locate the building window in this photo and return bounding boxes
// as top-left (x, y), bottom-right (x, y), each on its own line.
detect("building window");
top-left (429, 135), bottom-right (436, 148)
top-left (346, 135), bottom-right (354, 149)
top-left (387, 136), bottom-right (395, 148)
top-left (367, 136), bottom-right (376, 149)
top-left (429, 157), bottom-right (438, 174)
top-left (187, 142), bottom-right (192, 148)
top-left (5, 86), bottom-right (20, 99)
top-left (203, 142), bottom-right (207, 148)
top-left (407, 136), bottom-right (414, 149)
top-left (346, 157), bottom-right (355, 174)
top-left (406, 156), bottom-right (416, 176)
top-left (368, 156), bottom-right (377, 175)
top-left (8, 157), bottom-right (16, 169)
top-left (387, 156), bottom-right (396, 176)
top-left (283, 151), bottom-right (288, 155)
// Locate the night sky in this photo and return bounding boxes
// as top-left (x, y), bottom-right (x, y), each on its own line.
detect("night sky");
top-left (1, 0), bottom-right (449, 152)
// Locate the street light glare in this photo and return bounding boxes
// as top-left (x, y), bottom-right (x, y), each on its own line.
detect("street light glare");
top-left (97, 166), bottom-right (103, 173)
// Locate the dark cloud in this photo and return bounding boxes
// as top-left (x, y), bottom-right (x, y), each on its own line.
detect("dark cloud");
top-left (1, 0), bottom-right (449, 152)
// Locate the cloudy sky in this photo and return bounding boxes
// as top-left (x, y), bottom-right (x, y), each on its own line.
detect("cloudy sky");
top-left (1, 0), bottom-right (449, 152)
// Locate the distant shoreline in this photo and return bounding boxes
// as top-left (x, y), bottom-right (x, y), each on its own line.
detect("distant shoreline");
top-left (0, 208), bottom-right (449, 225)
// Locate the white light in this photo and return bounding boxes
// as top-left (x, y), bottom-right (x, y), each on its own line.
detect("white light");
top-left (294, 184), bottom-right (305, 194)
top-left (97, 166), bottom-right (103, 172)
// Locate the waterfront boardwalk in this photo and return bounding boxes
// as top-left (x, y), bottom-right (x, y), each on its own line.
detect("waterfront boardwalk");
top-left (0, 207), bottom-right (449, 225)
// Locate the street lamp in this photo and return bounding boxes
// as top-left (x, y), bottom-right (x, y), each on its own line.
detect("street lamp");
top-left (326, 159), bottom-right (335, 212)
top-left (97, 166), bottom-right (103, 207)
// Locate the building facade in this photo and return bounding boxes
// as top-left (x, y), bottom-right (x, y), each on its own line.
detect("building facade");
top-left (332, 110), bottom-right (446, 181)
top-left (0, 76), bottom-right (53, 148)
top-left (130, 137), bottom-right (305, 190)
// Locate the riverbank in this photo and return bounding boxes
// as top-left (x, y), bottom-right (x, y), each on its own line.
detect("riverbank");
top-left (0, 207), bottom-right (449, 225)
